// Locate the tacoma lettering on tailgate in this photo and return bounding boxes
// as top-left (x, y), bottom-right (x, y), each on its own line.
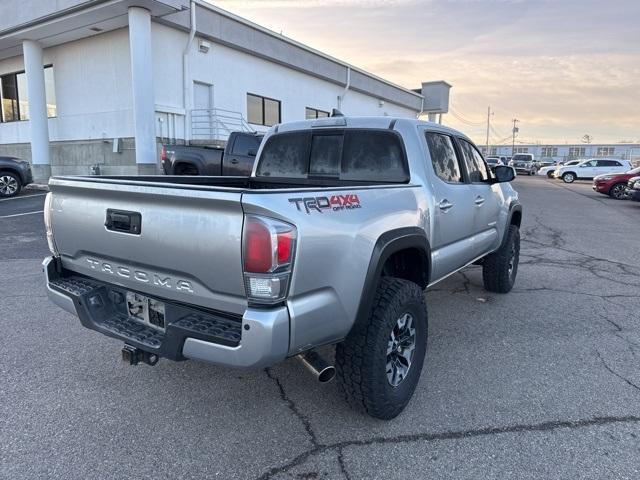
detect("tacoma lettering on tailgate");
top-left (86, 258), bottom-right (194, 293)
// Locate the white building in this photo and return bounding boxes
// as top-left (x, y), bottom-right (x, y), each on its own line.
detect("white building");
top-left (482, 143), bottom-right (640, 164)
top-left (0, 0), bottom-right (438, 182)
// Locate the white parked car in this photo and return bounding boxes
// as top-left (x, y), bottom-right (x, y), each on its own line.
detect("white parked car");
top-left (539, 159), bottom-right (581, 178)
top-left (554, 158), bottom-right (632, 183)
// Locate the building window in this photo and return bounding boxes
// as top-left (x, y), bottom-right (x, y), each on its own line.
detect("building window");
top-left (305, 107), bottom-right (330, 120)
top-left (1, 74), bottom-right (18, 122)
top-left (568, 147), bottom-right (586, 158)
top-left (541, 147), bottom-right (558, 157)
top-left (514, 147), bottom-right (529, 154)
top-left (44, 67), bottom-right (57, 117)
top-left (0, 65), bottom-right (56, 123)
top-left (247, 93), bottom-right (281, 126)
top-left (596, 146), bottom-right (615, 156)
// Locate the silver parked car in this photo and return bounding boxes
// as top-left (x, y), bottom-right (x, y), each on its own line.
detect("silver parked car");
top-left (509, 153), bottom-right (538, 176)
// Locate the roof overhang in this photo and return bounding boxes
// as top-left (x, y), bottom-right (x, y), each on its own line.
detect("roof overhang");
top-left (0, 0), bottom-right (184, 61)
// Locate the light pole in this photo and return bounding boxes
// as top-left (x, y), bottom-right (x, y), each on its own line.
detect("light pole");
top-left (485, 106), bottom-right (493, 156)
top-left (511, 118), bottom-right (519, 156)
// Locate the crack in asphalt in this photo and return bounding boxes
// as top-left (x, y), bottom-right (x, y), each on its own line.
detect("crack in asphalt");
top-left (452, 271), bottom-right (471, 294)
top-left (265, 367), bottom-right (319, 448)
top-left (521, 213), bottom-right (639, 278)
top-left (519, 245), bottom-right (640, 287)
top-left (597, 313), bottom-right (622, 332)
top-left (596, 350), bottom-right (640, 393)
top-left (510, 286), bottom-right (638, 301)
top-left (255, 414), bottom-right (640, 479)
top-left (336, 446), bottom-right (352, 480)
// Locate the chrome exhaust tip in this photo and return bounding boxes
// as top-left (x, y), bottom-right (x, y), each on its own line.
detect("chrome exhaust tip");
top-left (297, 350), bottom-right (335, 383)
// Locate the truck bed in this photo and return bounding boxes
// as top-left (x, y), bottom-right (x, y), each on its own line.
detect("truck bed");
top-left (53, 175), bottom-right (404, 190)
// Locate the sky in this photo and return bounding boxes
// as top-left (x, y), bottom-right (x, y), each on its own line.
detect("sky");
top-left (214, 0), bottom-right (639, 146)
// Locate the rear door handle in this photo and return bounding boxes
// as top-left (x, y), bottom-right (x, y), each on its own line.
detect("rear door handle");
top-left (438, 199), bottom-right (454, 212)
top-left (474, 196), bottom-right (485, 206)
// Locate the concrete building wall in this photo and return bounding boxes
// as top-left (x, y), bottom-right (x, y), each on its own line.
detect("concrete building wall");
top-left (0, 5), bottom-right (424, 179)
top-left (188, 32), bottom-right (416, 129)
top-left (0, 28), bottom-right (135, 144)
top-left (0, 28), bottom-right (139, 176)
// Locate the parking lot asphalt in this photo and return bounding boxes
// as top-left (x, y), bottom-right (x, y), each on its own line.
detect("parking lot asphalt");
top-left (1, 177), bottom-right (639, 479)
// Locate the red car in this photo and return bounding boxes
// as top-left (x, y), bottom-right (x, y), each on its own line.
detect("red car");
top-left (593, 166), bottom-right (640, 199)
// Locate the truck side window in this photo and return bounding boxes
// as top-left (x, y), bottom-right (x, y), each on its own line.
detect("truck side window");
top-left (459, 139), bottom-right (489, 183)
top-left (256, 132), bottom-right (307, 178)
top-left (232, 135), bottom-right (260, 156)
top-left (425, 132), bottom-right (463, 183)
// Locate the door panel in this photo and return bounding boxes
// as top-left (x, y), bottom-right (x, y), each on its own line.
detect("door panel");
top-left (193, 82), bottom-right (212, 110)
top-left (223, 134), bottom-right (261, 176)
top-left (578, 160), bottom-right (597, 178)
top-left (193, 82), bottom-right (213, 140)
top-left (423, 131), bottom-right (477, 282)
top-left (457, 139), bottom-right (504, 256)
top-left (469, 183), bottom-right (502, 255)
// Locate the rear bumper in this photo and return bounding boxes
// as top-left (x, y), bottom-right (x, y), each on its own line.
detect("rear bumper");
top-left (43, 256), bottom-right (289, 368)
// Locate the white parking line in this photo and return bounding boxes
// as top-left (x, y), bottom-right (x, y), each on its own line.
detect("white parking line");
top-left (0, 193), bottom-right (46, 202)
top-left (0, 210), bottom-right (44, 218)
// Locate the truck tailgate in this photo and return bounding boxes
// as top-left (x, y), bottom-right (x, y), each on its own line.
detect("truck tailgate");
top-left (48, 177), bottom-right (247, 315)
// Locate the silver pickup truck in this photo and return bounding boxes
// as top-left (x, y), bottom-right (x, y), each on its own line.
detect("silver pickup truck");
top-left (43, 115), bottom-right (521, 419)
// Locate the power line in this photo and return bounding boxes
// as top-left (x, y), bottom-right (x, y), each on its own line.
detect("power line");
top-left (489, 123), bottom-right (506, 139)
top-left (448, 111), bottom-right (485, 127)
top-left (448, 105), bottom-right (486, 126)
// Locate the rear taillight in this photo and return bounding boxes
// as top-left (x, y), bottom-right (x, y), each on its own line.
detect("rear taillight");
top-left (160, 146), bottom-right (167, 162)
top-left (43, 193), bottom-right (59, 257)
top-left (242, 215), bottom-right (296, 304)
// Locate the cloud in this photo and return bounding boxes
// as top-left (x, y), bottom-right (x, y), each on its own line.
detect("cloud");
top-left (212, 0), bottom-right (640, 143)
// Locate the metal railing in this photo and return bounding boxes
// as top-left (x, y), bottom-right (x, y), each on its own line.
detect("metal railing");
top-left (191, 108), bottom-right (255, 143)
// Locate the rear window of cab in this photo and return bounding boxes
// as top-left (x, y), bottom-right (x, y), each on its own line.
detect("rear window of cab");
top-left (256, 129), bottom-right (409, 183)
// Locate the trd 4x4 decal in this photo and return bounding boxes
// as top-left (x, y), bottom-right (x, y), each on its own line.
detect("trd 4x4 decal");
top-left (289, 194), bottom-right (361, 214)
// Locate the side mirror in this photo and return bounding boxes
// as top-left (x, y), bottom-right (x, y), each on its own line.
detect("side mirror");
top-left (493, 165), bottom-right (515, 183)
top-left (247, 149), bottom-right (257, 157)
top-left (579, 164), bottom-right (587, 168)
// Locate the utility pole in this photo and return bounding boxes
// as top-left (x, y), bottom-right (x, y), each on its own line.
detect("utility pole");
top-left (485, 106), bottom-right (492, 156)
top-left (511, 118), bottom-right (519, 156)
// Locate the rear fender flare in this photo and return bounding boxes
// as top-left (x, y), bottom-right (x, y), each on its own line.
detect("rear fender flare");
top-left (351, 227), bottom-right (430, 334)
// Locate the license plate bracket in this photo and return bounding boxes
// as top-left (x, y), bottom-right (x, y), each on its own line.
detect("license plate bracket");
top-left (126, 292), bottom-right (165, 330)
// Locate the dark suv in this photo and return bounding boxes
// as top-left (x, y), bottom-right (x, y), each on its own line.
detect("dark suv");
top-left (0, 156), bottom-right (33, 198)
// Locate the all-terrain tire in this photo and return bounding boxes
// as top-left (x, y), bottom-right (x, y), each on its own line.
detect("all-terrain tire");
top-left (335, 277), bottom-right (427, 420)
top-left (482, 225), bottom-right (520, 293)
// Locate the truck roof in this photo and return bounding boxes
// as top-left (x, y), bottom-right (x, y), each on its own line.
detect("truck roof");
top-left (273, 116), bottom-right (471, 142)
